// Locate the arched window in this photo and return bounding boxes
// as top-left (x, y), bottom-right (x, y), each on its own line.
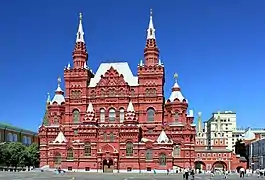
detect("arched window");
top-left (145, 89), bottom-right (149, 96)
top-left (159, 153), bottom-right (167, 166)
top-left (13, 134), bottom-right (17, 142)
top-left (84, 143), bottom-right (91, 156)
top-left (103, 133), bottom-right (107, 142)
top-left (8, 133), bottom-right (13, 142)
top-left (100, 109), bottom-right (105, 122)
top-left (54, 116), bottom-right (59, 124)
top-left (173, 145), bottom-right (181, 157)
top-left (67, 148), bottom-right (74, 160)
top-left (147, 108), bottom-right (155, 122)
top-left (23, 136), bottom-right (27, 144)
top-left (174, 112), bottom-right (179, 122)
top-left (73, 109), bottom-right (80, 123)
top-left (146, 149), bottom-right (153, 160)
top-left (54, 152), bottom-right (62, 165)
top-left (109, 108), bottom-right (116, 122)
top-left (27, 137), bottom-right (32, 145)
top-left (110, 132), bottom-right (114, 142)
top-left (126, 142), bottom-right (133, 156)
top-left (119, 108), bottom-right (125, 122)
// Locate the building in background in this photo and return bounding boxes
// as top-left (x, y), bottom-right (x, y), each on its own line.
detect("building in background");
top-left (204, 111), bottom-right (265, 152)
top-left (38, 12), bottom-right (197, 173)
top-left (195, 112), bottom-right (246, 171)
top-left (246, 138), bottom-right (265, 170)
top-left (0, 122), bottom-right (38, 145)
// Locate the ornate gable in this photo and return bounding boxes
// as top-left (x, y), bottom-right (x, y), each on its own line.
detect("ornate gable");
top-left (97, 67), bottom-right (128, 87)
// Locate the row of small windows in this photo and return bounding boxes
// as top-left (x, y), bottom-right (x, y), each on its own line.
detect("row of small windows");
top-left (7, 133), bottom-right (32, 145)
top-left (54, 144), bottom-right (168, 166)
top-left (72, 108), bottom-right (156, 122)
top-left (197, 153), bottom-right (227, 157)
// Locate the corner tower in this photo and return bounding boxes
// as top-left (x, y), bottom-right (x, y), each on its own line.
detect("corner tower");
top-left (64, 13), bottom-right (94, 124)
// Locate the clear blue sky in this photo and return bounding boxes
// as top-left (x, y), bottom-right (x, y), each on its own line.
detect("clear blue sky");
top-left (0, 0), bottom-right (265, 132)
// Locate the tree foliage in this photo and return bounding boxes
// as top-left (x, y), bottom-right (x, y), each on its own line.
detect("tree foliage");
top-left (0, 142), bottom-right (39, 168)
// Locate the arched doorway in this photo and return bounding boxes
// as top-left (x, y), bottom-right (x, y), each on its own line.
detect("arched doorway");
top-left (194, 161), bottom-right (206, 171)
top-left (212, 161), bottom-right (227, 171)
top-left (103, 159), bottom-right (114, 173)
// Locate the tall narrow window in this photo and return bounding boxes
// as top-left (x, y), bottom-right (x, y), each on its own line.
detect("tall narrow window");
top-left (84, 143), bottom-right (91, 156)
top-left (8, 133), bottom-right (13, 142)
top-left (145, 89), bottom-right (149, 96)
top-left (54, 116), bottom-right (59, 125)
top-left (27, 137), bottom-right (32, 145)
top-left (109, 108), bottom-right (116, 122)
top-left (103, 133), bottom-right (107, 142)
top-left (173, 145), bottom-right (181, 157)
top-left (110, 132), bottom-right (114, 142)
top-left (146, 149), bottom-right (153, 160)
top-left (159, 153), bottom-right (167, 166)
top-left (119, 108), bottom-right (125, 122)
top-left (73, 110), bottom-right (80, 123)
top-left (126, 142), bottom-right (133, 156)
top-left (13, 134), bottom-right (17, 142)
top-left (54, 152), bottom-right (62, 165)
top-left (174, 112), bottom-right (179, 122)
top-left (100, 109), bottom-right (105, 122)
top-left (147, 108), bottom-right (155, 122)
top-left (67, 148), bottom-right (74, 160)
top-left (23, 136), bottom-right (27, 144)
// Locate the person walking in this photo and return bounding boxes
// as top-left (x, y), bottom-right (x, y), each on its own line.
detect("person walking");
top-left (184, 168), bottom-right (189, 180)
top-left (239, 167), bottom-right (245, 178)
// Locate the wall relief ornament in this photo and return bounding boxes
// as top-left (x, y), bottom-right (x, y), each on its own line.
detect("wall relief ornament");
top-left (97, 67), bottom-right (128, 87)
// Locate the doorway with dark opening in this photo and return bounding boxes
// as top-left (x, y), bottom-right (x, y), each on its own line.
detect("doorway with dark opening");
top-left (103, 159), bottom-right (114, 173)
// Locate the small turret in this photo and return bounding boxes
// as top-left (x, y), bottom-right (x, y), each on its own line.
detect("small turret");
top-left (168, 73), bottom-right (187, 103)
top-left (124, 101), bottom-right (137, 124)
top-left (51, 77), bottom-right (65, 105)
top-left (84, 102), bottom-right (97, 124)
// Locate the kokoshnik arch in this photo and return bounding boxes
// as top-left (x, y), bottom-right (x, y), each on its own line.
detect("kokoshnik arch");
top-left (38, 10), bottom-right (245, 173)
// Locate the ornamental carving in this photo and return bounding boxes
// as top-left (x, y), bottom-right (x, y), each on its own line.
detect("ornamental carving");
top-left (71, 90), bottom-right (82, 99)
top-left (96, 67), bottom-right (128, 87)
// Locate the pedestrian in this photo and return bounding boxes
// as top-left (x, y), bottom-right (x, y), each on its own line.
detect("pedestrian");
top-left (239, 167), bottom-right (245, 178)
top-left (166, 169), bottom-right (169, 175)
top-left (184, 168), bottom-right (189, 180)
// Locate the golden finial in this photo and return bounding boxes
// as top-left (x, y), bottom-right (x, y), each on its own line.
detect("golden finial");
top-left (79, 13), bottom-right (82, 21)
top-left (173, 73), bottom-right (178, 82)
top-left (150, 8), bottom-right (153, 16)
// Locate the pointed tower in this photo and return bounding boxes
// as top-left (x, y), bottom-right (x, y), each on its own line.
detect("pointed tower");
top-left (64, 13), bottom-right (94, 124)
top-left (197, 112), bottom-right (203, 133)
top-left (124, 101), bottom-right (138, 124)
top-left (42, 93), bottom-right (51, 126)
top-left (72, 13), bottom-right (88, 69)
top-left (137, 9), bottom-right (165, 124)
top-left (144, 9), bottom-right (159, 66)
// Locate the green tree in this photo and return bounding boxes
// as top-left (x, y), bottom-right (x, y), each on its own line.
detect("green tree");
top-left (25, 143), bottom-right (39, 168)
top-left (0, 143), bottom-right (10, 166)
top-left (7, 142), bottom-right (27, 168)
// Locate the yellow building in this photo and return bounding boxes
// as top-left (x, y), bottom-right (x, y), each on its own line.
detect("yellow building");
top-left (0, 122), bottom-right (38, 145)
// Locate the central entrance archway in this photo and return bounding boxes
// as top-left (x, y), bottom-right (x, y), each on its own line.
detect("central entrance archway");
top-left (194, 161), bottom-right (206, 171)
top-left (103, 159), bottom-right (114, 173)
top-left (212, 161), bottom-right (227, 171)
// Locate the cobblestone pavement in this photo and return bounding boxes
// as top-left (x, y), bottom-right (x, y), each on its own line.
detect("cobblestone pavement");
top-left (0, 172), bottom-right (260, 180)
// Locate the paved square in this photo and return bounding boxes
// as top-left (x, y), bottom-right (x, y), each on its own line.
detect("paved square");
top-left (0, 172), bottom-right (260, 180)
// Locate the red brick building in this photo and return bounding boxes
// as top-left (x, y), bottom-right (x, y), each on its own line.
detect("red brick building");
top-left (195, 112), bottom-right (247, 172)
top-left (38, 11), bottom-right (197, 173)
